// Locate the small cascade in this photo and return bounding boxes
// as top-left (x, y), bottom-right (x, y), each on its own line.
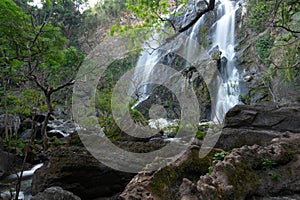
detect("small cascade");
top-left (210, 0), bottom-right (241, 122)
top-left (4, 163), bottom-right (43, 181)
top-left (131, 37), bottom-right (162, 105)
top-left (1, 163), bottom-right (43, 200)
top-left (185, 17), bottom-right (204, 66)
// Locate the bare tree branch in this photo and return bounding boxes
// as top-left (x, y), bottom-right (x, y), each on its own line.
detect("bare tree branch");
top-left (272, 61), bottom-right (300, 69)
top-left (51, 80), bottom-right (75, 94)
top-left (273, 24), bottom-right (300, 34)
top-left (30, 21), bottom-right (46, 49)
top-left (154, 11), bottom-right (177, 31)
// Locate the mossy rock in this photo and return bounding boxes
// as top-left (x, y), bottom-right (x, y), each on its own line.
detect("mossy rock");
top-left (148, 147), bottom-right (221, 199)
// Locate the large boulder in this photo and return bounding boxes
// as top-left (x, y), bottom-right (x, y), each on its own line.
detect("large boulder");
top-left (31, 146), bottom-right (135, 199)
top-left (31, 186), bottom-right (81, 200)
top-left (178, 133), bottom-right (300, 199)
top-left (224, 104), bottom-right (300, 132)
top-left (215, 104), bottom-right (300, 150)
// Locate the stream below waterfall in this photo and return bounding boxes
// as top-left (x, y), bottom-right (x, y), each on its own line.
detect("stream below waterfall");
top-left (0, 164), bottom-right (43, 200)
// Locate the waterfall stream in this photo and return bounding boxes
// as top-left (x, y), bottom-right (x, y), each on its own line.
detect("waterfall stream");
top-left (0, 163), bottom-right (43, 200)
top-left (131, 0), bottom-right (241, 122)
top-left (210, 0), bottom-right (240, 121)
top-left (131, 34), bottom-right (162, 108)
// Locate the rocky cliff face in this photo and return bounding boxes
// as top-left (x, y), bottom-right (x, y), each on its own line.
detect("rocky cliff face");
top-left (234, 0), bottom-right (300, 105)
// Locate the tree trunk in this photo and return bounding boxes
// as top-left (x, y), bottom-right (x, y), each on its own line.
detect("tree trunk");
top-left (14, 144), bottom-right (29, 200)
top-left (41, 91), bottom-right (53, 148)
top-left (3, 79), bottom-right (9, 140)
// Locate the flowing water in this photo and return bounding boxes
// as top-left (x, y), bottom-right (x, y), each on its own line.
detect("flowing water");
top-left (210, 0), bottom-right (241, 121)
top-left (131, 0), bottom-right (241, 122)
top-left (0, 164), bottom-right (43, 200)
top-left (131, 35), bottom-right (162, 107)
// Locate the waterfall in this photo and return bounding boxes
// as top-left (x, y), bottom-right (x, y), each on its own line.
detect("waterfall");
top-left (210, 0), bottom-right (241, 122)
top-left (131, 36), bottom-right (162, 106)
top-left (131, 0), bottom-right (241, 122)
top-left (185, 17), bottom-right (204, 66)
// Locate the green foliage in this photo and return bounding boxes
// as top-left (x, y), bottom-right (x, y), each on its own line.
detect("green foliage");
top-left (49, 136), bottom-right (65, 146)
top-left (1, 89), bottom-right (46, 116)
top-left (96, 56), bottom-right (142, 140)
top-left (35, 0), bottom-right (88, 48)
top-left (255, 32), bottom-right (274, 64)
top-left (126, 0), bottom-right (167, 27)
top-left (162, 124), bottom-right (179, 134)
top-left (269, 33), bottom-right (300, 83)
top-left (248, 0), bottom-right (300, 89)
top-left (0, 0), bottom-right (85, 124)
top-left (271, 174), bottom-right (283, 180)
top-left (261, 159), bottom-right (277, 170)
top-left (199, 25), bottom-right (211, 49)
top-left (206, 151), bottom-right (230, 176)
top-left (130, 108), bottom-right (148, 125)
top-left (248, 0), bottom-right (272, 32)
top-left (4, 139), bottom-right (25, 149)
top-left (195, 130), bottom-right (205, 140)
top-left (100, 0), bottom-right (126, 17)
top-left (213, 151), bottom-right (230, 161)
top-left (238, 94), bottom-right (251, 105)
top-left (195, 124), bottom-right (209, 140)
top-left (108, 0), bottom-right (190, 37)
top-left (206, 165), bottom-right (213, 175)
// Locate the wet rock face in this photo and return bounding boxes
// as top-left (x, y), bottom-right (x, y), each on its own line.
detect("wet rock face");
top-left (31, 146), bottom-right (135, 199)
top-left (31, 186), bottom-right (81, 200)
top-left (178, 133), bottom-right (300, 200)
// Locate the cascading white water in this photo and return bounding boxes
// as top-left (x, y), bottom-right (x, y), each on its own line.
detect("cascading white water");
top-left (131, 37), bottom-right (161, 105)
top-left (131, 0), bottom-right (241, 122)
top-left (1, 163), bottom-right (43, 200)
top-left (185, 17), bottom-right (204, 66)
top-left (211, 0), bottom-right (240, 122)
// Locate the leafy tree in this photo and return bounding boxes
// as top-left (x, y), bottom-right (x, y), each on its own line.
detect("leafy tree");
top-left (112, 0), bottom-right (216, 39)
top-left (0, 0), bottom-right (84, 143)
top-left (100, 0), bottom-right (126, 17)
top-left (41, 0), bottom-right (88, 48)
